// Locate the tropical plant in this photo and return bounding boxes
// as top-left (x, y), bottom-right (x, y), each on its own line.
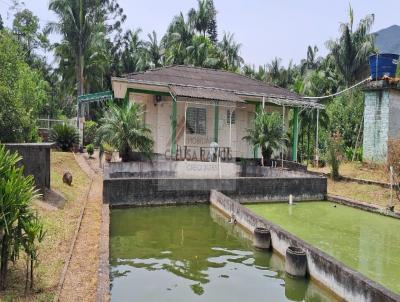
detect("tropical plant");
top-left (218, 32), bottom-right (243, 71)
top-left (96, 101), bottom-right (154, 162)
top-left (243, 111), bottom-right (287, 166)
top-left (83, 120), bottom-right (98, 145)
top-left (0, 144), bottom-right (44, 290)
top-left (326, 131), bottom-right (344, 180)
top-left (86, 143), bottom-right (94, 157)
top-left (326, 4), bottom-right (375, 85)
top-left (189, 0), bottom-right (217, 41)
top-left (50, 123), bottom-right (79, 151)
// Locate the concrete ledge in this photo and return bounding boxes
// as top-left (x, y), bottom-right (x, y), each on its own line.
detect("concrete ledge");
top-left (103, 177), bottom-right (327, 207)
top-left (96, 204), bottom-right (110, 302)
top-left (327, 194), bottom-right (400, 219)
top-left (210, 190), bottom-right (400, 302)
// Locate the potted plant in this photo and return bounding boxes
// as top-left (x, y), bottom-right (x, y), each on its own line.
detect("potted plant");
top-left (86, 144), bottom-right (94, 158)
top-left (102, 143), bottom-right (114, 162)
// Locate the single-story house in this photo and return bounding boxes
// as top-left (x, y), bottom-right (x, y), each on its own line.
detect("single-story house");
top-left (111, 65), bottom-right (323, 162)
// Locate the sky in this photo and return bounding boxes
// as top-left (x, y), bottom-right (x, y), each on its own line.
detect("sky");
top-left (1, 0), bottom-right (399, 67)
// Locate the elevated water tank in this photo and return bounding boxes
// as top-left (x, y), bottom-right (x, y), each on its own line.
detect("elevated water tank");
top-left (369, 53), bottom-right (399, 80)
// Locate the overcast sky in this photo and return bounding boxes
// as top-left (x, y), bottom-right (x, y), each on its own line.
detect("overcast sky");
top-left (1, 0), bottom-right (399, 66)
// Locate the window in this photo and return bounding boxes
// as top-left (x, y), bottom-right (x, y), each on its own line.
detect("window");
top-left (226, 109), bottom-right (236, 124)
top-left (186, 107), bottom-right (206, 135)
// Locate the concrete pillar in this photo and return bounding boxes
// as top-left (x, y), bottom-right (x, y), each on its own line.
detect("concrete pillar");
top-left (214, 101), bottom-right (219, 143)
top-left (171, 96), bottom-right (177, 156)
top-left (253, 227), bottom-right (271, 249)
top-left (285, 246), bottom-right (307, 278)
top-left (292, 107), bottom-right (299, 162)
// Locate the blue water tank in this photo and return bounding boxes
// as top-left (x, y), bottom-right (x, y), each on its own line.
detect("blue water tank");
top-left (369, 53), bottom-right (399, 80)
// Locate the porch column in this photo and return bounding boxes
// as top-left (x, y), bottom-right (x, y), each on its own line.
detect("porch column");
top-left (214, 101), bottom-right (219, 143)
top-left (315, 108), bottom-right (320, 162)
top-left (292, 107), bottom-right (299, 162)
top-left (254, 103), bottom-right (262, 158)
top-left (171, 96), bottom-right (177, 156)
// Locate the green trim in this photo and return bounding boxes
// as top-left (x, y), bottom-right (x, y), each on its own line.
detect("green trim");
top-left (124, 87), bottom-right (170, 102)
top-left (214, 101), bottom-right (219, 142)
top-left (171, 96), bottom-right (177, 156)
top-left (292, 107), bottom-right (299, 162)
top-left (77, 91), bottom-right (113, 103)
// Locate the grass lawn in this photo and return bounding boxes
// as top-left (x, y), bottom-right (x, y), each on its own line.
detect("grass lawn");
top-left (0, 151), bottom-right (90, 302)
top-left (309, 161), bottom-right (390, 183)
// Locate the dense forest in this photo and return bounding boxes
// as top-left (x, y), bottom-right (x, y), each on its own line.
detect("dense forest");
top-left (0, 0), bottom-right (395, 162)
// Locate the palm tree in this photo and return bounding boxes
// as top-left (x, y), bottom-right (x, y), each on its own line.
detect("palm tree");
top-left (120, 28), bottom-right (144, 73)
top-left (300, 45), bottom-right (322, 75)
top-left (243, 111), bottom-right (287, 166)
top-left (185, 35), bottom-right (218, 67)
top-left (218, 32), bottom-right (243, 71)
top-left (140, 31), bottom-right (165, 69)
top-left (189, 0), bottom-right (217, 40)
top-left (326, 5), bottom-right (375, 85)
top-left (96, 101), bottom-right (154, 162)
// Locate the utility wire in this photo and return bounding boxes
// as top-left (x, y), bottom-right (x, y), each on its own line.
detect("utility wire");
top-left (302, 77), bottom-right (371, 101)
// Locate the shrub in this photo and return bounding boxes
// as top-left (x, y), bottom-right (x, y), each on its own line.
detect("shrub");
top-left (50, 123), bottom-right (79, 151)
top-left (326, 131), bottom-right (344, 180)
top-left (344, 146), bottom-right (363, 162)
top-left (83, 120), bottom-right (98, 145)
top-left (0, 144), bottom-right (45, 290)
top-left (86, 144), bottom-right (94, 157)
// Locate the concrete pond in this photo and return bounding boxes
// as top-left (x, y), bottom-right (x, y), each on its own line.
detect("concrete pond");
top-left (246, 201), bottom-right (400, 295)
top-left (109, 205), bottom-right (339, 302)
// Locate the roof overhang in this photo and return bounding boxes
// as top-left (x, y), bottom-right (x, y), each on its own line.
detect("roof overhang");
top-left (111, 77), bottom-right (324, 109)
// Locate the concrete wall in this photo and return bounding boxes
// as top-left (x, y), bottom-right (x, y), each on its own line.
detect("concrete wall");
top-left (209, 190), bottom-right (400, 302)
top-left (363, 88), bottom-right (400, 162)
top-left (4, 143), bottom-right (53, 194)
top-left (129, 93), bottom-right (287, 160)
top-left (103, 164), bottom-right (327, 206)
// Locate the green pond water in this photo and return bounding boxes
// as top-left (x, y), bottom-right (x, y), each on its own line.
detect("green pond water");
top-left (110, 205), bottom-right (339, 302)
top-left (246, 201), bottom-right (400, 294)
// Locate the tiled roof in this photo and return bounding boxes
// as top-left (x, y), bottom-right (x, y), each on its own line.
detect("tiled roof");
top-left (169, 85), bottom-right (243, 103)
top-left (123, 65), bottom-right (301, 100)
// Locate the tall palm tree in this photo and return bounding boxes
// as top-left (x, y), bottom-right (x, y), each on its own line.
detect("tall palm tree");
top-left (140, 31), bottom-right (165, 69)
top-left (218, 32), bottom-right (243, 71)
top-left (189, 0), bottom-right (217, 40)
top-left (185, 35), bottom-right (218, 67)
top-left (243, 111), bottom-right (287, 166)
top-left (300, 45), bottom-right (322, 75)
top-left (120, 28), bottom-right (144, 73)
top-left (326, 5), bottom-right (375, 85)
top-left (96, 101), bottom-right (154, 162)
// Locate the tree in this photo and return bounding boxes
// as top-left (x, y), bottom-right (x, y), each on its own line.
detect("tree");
top-left (243, 111), bottom-right (287, 166)
top-left (189, 0), bottom-right (217, 40)
top-left (185, 35), bottom-right (218, 67)
top-left (206, 0), bottom-right (217, 44)
top-left (96, 101), bottom-right (154, 162)
top-left (0, 31), bottom-right (48, 142)
top-left (0, 14), bottom-right (4, 30)
top-left (140, 31), bottom-right (165, 69)
top-left (218, 32), bottom-right (243, 71)
top-left (48, 0), bottom-right (125, 96)
top-left (300, 45), bottom-right (321, 75)
top-left (326, 5), bottom-right (375, 85)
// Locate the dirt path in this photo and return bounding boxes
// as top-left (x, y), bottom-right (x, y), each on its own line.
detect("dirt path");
top-left (57, 153), bottom-right (103, 302)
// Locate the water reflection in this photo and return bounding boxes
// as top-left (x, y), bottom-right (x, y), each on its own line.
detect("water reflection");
top-left (110, 205), bottom-right (338, 302)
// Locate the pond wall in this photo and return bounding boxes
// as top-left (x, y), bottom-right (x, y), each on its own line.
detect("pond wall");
top-left (103, 162), bottom-right (326, 206)
top-left (209, 190), bottom-right (400, 302)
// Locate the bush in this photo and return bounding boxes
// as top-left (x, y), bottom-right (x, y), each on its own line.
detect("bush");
top-left (83, 120), bottom-right (98, 145)
top-left (50, 123), bottom-right (79, 151)
top-left (388, 139), bottom-right (400, 176)
top-left (326, 131), bottom-right (344, 180)
top-left (86, 144), bottom-right (94, 157)
top-left (0, 144), bottom-right (45, 290)
top-left (344, 146), bottom-right (363, 162)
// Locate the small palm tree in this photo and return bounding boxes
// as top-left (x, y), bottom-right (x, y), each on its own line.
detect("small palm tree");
top-left (96, 101), bottom-right (154, 162)
top-left (243, 111), bottom-right (287, 166)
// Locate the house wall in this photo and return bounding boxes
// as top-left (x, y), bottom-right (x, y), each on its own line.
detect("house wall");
top-left (129, 92), bottom-right (288, 159)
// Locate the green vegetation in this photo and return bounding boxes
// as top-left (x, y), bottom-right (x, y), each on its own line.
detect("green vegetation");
top-left (83, 120), bottom-right (98, 145)
top-left (0, 145), bottom-right (44, 292)
top-left (50, 123), bottom-right (79, 151)
top-left (86, 144), bottom-right (94, 157)
top-left (96, 101), bottom-right (154, 162)
top-left (243, 111), bottom-right (287, 165)
top-left (326, 132), bottom-right (344, 179)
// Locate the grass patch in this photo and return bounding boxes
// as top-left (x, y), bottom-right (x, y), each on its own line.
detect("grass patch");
top-left (309, 161), bottom-right (389, 183)
top-left (328, 179), bottom-right (400, 212)
top-left (0, 151), bottom-right (90, 301)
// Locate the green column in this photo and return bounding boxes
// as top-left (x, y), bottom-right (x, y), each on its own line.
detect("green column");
top-left (214, 101), bottom-right (219, 142)
top-left (254, 103), bottom-right (262, 158)
top-left (292, 107), bottom-right (299, 162)
top-left (171, 96), bottom-right (177, 156)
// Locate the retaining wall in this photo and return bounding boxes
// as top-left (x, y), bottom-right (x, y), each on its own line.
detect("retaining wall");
top-left (4, 143), bottom-right (53, 194)
top-left (209, 190), bottom-right (400, 302)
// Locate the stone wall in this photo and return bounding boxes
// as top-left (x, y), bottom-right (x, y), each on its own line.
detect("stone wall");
top-left (210, 190), bottom-right (400, 302)
top-left (4, 143), bottom-right (53, 194)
